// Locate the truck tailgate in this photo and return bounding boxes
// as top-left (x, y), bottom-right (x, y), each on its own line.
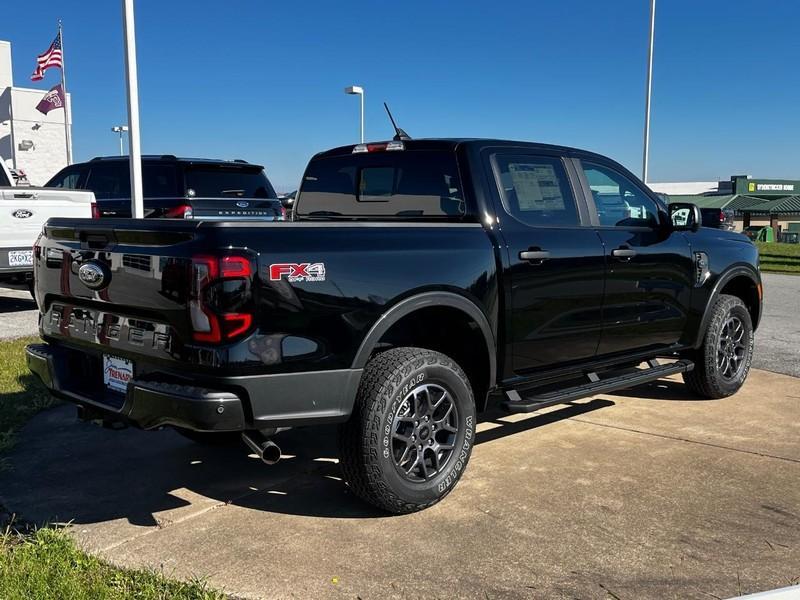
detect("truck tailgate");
top-left (36, 218), bottom-right (204, 363)
top-left (2, 188), bottom-right (94, 250)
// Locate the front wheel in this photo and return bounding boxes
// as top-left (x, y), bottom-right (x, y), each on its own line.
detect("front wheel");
top-left (338, 347), bottom-right (476, 514)
top-left (683, 294), bottom-right (754, 398)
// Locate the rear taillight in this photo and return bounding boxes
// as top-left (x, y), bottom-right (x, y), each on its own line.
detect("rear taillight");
top-left (190, 254), bottom-right (254, 343)
top-left (90, 202), bottom-right (100, 219)
top-left (165, 204), bottom-right (193, 219)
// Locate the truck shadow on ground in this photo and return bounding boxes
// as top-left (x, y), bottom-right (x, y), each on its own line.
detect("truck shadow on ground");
top-left (0, 381), bottom-right (696, 526)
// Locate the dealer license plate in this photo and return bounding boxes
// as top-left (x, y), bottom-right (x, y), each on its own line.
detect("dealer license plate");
top-left (103, 354), bottom-right (133, 393)
top-left (8, 250), bottom-right (33, 267)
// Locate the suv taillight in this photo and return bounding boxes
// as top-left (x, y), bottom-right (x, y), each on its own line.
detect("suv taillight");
top-left (190, 254), bottom-right (254, 343)
top-left (165, 204), bottom-right (193, 219)
top-left (90, 202), bottom-right (100, 219)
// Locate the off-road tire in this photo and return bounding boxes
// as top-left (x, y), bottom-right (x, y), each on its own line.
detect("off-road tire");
top-left (683, 294), bottom-right (754, 398)
top-left (338, 347), bottom-right (476, 514)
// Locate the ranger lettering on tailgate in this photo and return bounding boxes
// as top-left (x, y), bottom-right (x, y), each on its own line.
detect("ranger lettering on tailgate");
top-left (48, 306), bottom-right (171, 350)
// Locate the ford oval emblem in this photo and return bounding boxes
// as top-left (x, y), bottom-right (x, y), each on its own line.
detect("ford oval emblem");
top-left (236, 201), bottom-right (250, 208)
top-left (78, 262), bottom-right (109, 290)
top-left (12, 209), bottom-right (33, 219)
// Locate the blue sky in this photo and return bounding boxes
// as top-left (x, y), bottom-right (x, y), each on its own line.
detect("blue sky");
top-left (2, 0), bottom-right (798, 191)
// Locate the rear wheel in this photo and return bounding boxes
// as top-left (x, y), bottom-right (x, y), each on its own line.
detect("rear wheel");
top-left (684, 294), bottom-right (754, 398)
top-left (338, 347), bottom-right (476, 514)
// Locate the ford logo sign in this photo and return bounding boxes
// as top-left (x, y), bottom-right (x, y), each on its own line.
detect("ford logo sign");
top-left (235, 201), bottom-right (250, 208)
top-left (12, 209), bottom-right (33, 219)
top-left (78, 262), bottom-right (109, 290)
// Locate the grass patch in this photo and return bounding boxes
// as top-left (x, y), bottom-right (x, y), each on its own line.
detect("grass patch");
top-left (756, 242), bottom-right (800, 273)
top-left (0, 337), bottom-right (228, 599)
top-left (0, 336), bottom-right (56, 470)
top-left (0, 527), bottom-right (225, 600)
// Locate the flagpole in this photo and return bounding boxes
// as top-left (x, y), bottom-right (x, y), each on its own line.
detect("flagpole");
top-left (122, 0), bottom-right (144, 218)
top-left (58, 19), bottom-right (72, 165)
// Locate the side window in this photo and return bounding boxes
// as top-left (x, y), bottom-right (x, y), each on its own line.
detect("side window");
top-left (581, 162), bottom-right (660, 228)
top-left (493, 154), bottom-right (579, 227)
top-left (47, 167), bottom-right (81, 189)
top-left (0, 165), bottom-right (10, 187)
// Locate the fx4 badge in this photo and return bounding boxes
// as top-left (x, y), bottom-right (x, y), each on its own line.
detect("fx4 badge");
top-left (269, 262), bottom-right (326, 282)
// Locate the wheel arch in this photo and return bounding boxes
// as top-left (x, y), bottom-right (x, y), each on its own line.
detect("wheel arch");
top-left (352, 292), bottom-right (497, 410)
top-left (694, 265), bottom-right (761, 348)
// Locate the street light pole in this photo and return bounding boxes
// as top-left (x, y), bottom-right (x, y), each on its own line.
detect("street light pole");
top-left (642, 0), bottom-right (656, 184)
top-left (112, 125), bottom-right (128, 156)
top-left (122, 0), bottom-right (144, 218)
top-left (345, 86), bottom-right (365, 143)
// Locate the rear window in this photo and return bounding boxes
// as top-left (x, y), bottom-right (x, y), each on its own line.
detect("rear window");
top-left (296, 151), bottom-right (468, 219)
top-left (185, 167), bottom-right (276, 199)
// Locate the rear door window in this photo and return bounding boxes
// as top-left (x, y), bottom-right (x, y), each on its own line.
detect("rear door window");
top-left (185, 167), bottom-right (276, 199)
top-left (492, 154), bottom-right (580, 227)
top-left (297, 151), bottom-right (467, 219)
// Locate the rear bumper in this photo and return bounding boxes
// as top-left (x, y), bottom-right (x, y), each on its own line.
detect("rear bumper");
top-left (26, 343), bottom-right (361, 431)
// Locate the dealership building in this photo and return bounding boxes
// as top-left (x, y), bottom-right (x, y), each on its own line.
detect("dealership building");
top-left (650, 175), bottom-right (800, 235)
top-left (0, 40), bottom-right (72, 185)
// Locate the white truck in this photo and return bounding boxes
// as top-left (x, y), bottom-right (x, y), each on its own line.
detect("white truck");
top-left (1, 161), bottom-right (95, 291)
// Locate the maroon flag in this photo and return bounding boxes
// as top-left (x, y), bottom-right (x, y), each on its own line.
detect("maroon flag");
top-left (35, 84), bottom-right (65, 115)
top-left (31, 31), bottom-right (63, 81)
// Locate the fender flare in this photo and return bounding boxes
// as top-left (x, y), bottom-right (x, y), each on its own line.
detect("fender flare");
top-left (352, 291), bottom-right (497, 386)
top-left (694, 265), bottom-right (761, 348)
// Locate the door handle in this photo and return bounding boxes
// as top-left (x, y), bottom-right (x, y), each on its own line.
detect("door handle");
top-left (13, 192), bottom-right (37, 199)
top-left (519, 250), bottom-right (551, 262)
top-left (612, 247), bottom-right (637, 259)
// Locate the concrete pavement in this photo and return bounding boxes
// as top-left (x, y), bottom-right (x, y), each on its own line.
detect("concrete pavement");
top-left (0, 285), bottom-right (37, 340)
top-left (1, 368), bottom-right (798, 599)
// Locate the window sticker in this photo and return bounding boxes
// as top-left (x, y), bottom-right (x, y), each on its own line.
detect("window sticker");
top-left (508, 163), bottom-right (565, 211)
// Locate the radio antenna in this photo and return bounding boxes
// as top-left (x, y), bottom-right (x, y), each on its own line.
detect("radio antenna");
top-left (383, 102), bottom-right (411, 141)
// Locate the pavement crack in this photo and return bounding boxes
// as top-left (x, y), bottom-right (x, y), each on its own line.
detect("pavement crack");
top-left (570, 418), bottom-right (800, 464)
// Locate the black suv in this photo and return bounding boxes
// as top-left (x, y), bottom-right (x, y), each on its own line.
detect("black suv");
top-left (45, 155), bottom-right (284, 220)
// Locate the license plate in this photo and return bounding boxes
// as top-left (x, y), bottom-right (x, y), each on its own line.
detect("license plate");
top-left (103, 354), bottom-right (133, 393)
top-left (8, 250), bottom-right (33, 267)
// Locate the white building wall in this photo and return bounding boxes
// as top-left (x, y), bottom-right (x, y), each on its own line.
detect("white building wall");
top-left (647, 181), bottom-right (719, 195)
top-left (0, 39), bottom-right (72, 185)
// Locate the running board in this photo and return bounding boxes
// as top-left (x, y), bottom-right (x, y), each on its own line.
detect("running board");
top-left (502, 359), bottom-right (695, 413)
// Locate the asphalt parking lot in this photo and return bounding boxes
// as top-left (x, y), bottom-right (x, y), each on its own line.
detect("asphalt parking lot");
top-left (0, 274), bottom-right (798, 599)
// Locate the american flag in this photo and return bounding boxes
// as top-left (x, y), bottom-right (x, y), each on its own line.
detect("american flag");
top-left (31, 32), bottom-right (63, 81)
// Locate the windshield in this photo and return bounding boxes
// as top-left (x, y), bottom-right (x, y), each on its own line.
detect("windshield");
top-left (185, 167), bottom-right (277, 199)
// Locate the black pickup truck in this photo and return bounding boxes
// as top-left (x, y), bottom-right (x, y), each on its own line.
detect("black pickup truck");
top-left (26, 139), bottom-right (761, 513)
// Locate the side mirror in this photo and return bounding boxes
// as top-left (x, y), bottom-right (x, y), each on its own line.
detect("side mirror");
top-left (278, 196), bottom-right (294, 210)
top-left (669, 202), bottom-right (701, 232)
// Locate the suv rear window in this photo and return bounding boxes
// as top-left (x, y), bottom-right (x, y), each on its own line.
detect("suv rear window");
top-left (296, 151), bottom-right (468, 219)
top-left (185, 167), bottom-right (276, 199)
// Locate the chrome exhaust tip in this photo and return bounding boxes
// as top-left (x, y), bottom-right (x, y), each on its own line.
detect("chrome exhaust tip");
top-left (241, 431), bottom-right (281, 465)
